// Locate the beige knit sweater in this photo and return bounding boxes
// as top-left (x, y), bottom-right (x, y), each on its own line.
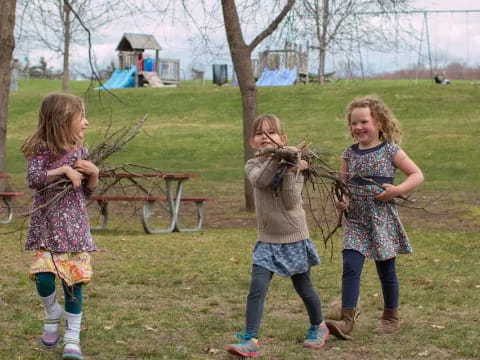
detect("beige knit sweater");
top-left (245, 157), bottom-right (309, 244)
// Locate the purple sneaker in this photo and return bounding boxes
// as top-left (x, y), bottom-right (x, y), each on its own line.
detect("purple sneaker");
top-left (40, 318), bottom-right (61, 348)
top-left (63, 344), bottom-right (84, 360)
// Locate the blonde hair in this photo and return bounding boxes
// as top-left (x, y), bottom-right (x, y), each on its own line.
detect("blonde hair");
top-left (346, 95), bottom-right (402, 144)
top-left (250, 114), bottom-right (285, 139)
top-left (22, 93), bottom-right (85, 159)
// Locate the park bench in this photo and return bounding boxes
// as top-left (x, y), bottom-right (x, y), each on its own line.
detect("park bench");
top-left (0, 174), bottom-right (25, 224)
top-left (89, 195), bottom-right (213, 234)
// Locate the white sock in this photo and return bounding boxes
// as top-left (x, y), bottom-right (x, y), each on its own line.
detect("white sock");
top-left (39, 291), bottom-right (62, 333)
top-left (64, 312), bottom-right (82, 350)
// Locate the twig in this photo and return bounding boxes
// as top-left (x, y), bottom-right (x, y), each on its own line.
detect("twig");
top-left (23, 115), bottom-right (148, 217)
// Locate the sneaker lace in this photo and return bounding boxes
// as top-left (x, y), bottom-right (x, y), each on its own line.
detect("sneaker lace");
top-left (305, 325), bottom-right (319, 339)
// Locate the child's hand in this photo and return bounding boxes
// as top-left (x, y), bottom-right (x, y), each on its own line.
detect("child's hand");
top-left (64, 166), bottom-right (84, 189)
top-left (287, 159), bottom-right (308, 172)
top-left (335, 195), bottom-right (349, 212)
top-left (375, 184), bottom-right (399, 202)
top-left (73, 160), bottom-right (99, 177)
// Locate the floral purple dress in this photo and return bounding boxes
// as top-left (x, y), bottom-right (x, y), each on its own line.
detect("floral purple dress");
top-left (25, 146), bottom-right (96, 253)
top-left (342, 142), bottom-right (411, 260)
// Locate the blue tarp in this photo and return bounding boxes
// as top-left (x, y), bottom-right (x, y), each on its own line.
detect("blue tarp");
top-left (256, 66), bottom-right (297, 86)
top-left (232, 66), bottom-right (298, 87)
top-left (96, 66), bottom-right (136, 90)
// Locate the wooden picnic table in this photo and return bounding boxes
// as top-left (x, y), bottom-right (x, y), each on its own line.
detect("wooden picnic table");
top-left (89, 172), bottom-right (212, 234)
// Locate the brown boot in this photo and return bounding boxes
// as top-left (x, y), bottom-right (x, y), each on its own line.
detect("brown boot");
top-left (373, 308), bottom-right (401, 334)
top-left (326, 308), bottom-right (358, 340)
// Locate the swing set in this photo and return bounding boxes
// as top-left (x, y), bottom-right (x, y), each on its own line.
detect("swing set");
top-left (353, 9), bottom-right (480, 82)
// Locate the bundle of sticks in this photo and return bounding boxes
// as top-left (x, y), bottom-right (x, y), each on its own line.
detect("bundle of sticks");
top-left (25, 115), bottom-right (148, 216)
top-left (254, 135), bottom-right (425, 257)
top-left (255, 139), bottom-right (350, 250)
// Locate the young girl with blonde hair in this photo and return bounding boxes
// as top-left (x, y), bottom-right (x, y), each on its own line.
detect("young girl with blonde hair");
top-left (227, 114), bottom-right (329, 358)
top-left (326, 95), bottom-right (423, 339)
top-left (22, 93), bottom-right (99, 360)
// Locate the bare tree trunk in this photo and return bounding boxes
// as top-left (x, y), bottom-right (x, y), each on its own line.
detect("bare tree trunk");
top-left (222, 0), bottom-right (256, 210)
top-left (62, 2), bottom-right (71, 90)
top-left (318, 0), bottom-right (328, 85)
top-left (0, 0), bottom-right (16, 192)
top-left (238, 60), bottom-right (257, 211)
top-left (222, 0), bottom-right (295, 211)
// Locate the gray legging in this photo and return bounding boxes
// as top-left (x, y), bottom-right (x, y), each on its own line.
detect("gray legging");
top-left (245, 264), bottom-right (323, 338)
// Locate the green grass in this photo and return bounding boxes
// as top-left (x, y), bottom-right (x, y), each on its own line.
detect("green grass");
top-left (5, 78), bottom-right (480, 191)
top-left (0, 226), bottom-right (478, 359)
top-left (1, 79), bottom-right (479, 359)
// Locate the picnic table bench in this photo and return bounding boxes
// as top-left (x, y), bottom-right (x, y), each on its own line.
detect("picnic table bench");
top-left (0, 174), bottom-right (25, 224)
top-left (89, 172), bottom-right (212, 234)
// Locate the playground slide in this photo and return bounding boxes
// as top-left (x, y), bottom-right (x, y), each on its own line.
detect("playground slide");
top-left (96, 66), bottom-right (136, 90)
top-left (256, 66), bottom-right (297, 86)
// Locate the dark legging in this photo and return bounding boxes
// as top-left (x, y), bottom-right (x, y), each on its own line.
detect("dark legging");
top-left (341, 249), bottom-right (399, 309)
top-left (35, 272), bottom-right (83, 314)
top-left (245, 264), bottom-right (323, 338)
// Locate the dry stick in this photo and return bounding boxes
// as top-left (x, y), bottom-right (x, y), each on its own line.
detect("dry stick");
top-left (254, 145), bottom-right (446, 251)
top-left (23, 115), bottom-right (148, 217)
top-left (255, 145), bottom-right (350, 248)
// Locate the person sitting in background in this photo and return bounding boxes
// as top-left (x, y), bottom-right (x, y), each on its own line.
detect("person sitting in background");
top-left (434, 72), bottom-right (450, 85)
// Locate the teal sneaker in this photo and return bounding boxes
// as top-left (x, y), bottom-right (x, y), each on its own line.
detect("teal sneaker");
top-left (227, 330), bottom-right (259, 358)
top-left (303, 322), bottom-right (329, 349)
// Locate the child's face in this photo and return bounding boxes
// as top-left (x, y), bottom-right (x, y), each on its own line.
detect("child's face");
top-left (72, 107), bottom-right (88, 141)
top-left (250, 120), bottom-right (287, 151)
top-left (349, 106), bottom-right (381, 148)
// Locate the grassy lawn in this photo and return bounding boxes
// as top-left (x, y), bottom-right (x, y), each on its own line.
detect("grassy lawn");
top-left (1, 79), bottom-right (479, 359)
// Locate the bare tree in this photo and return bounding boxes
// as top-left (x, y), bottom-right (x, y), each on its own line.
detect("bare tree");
top-left (0, 0), bottom-right (17, 192)
top-left (17, 0), bottom-right (125, 90)
top-left (145, 0), bottom-right (296, 210)
top-left (292, 0), bottom-right (412, 84)
top-left (221, 0), bottom-right (295, 210)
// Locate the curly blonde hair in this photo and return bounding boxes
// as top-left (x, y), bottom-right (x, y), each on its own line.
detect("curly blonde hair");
top-left (346, 95), bottom-right (402, 144)
top-left (22, 93), bottom-right (85, 159)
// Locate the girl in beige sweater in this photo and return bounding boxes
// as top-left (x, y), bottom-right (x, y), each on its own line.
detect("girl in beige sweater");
top-left (227, 114), bottom-right (329, 358)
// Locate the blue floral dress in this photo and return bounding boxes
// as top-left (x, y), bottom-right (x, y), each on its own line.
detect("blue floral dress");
top-left (252, 239), bottom-right (320, 277)
top-left (342, 142), bottom-right (411, 260)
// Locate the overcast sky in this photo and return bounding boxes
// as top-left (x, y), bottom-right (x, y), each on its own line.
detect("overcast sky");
top-left (13, 0), bottom-right (480, 79)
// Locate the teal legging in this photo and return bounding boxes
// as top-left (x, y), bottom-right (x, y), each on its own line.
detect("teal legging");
top-left (35, 272), bottom-right (83, 314)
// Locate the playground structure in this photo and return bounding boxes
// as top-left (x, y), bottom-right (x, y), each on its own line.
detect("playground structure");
top-left (98, 33), bottom-right (180, 89)
top-left (231, 43), bottom-right (308, 87)
top-left (254, 43), bottom-right (308, 86)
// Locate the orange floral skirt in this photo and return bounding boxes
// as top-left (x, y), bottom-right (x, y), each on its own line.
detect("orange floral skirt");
top-left (29, 250), bottom-right (92, 287)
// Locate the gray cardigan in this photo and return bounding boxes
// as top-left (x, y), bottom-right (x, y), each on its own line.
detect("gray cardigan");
top-left (245, 157), bottom-right (309, 244)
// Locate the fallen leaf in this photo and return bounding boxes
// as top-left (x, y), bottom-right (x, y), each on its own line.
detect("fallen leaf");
top-left (204, 346), bottom-right (221, 354)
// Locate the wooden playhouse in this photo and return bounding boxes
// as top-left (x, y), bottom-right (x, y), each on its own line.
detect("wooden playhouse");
top-left (116, 33), bottom-right (180, 87)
